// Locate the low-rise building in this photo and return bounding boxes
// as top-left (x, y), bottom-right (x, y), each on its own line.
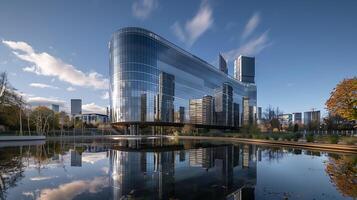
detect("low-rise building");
top-left (81, 113), bottom-right (109, 125)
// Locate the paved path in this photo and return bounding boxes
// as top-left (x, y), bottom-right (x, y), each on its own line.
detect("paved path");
top-left (0, 135), bottom-right (46, 141)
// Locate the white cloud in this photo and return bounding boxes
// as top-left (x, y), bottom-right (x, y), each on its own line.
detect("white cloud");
top-left (29, 83), bottom-right (59, 89)
top-left (66, 87), bottom-right (76, 92)
top-left (22, 192), bottom-right (34, 198)
top-left (132, 0), bottom-right (158, 20)
top-left (101, 91), bottom-right (109, 100)
top-left (241, 12), bottom-right (260, 40)
top-left (82, 103), bottom-right (106, 114)
top-left (2, 40), bottom-right (108, 90)
top-left (221, 12), bottom-right (271, 63)
top-left (171, 0), bottom-right (213, 46)
top-left (27, 96), bottom-right (65, 106)
top-left (223, 31), bottom-right (271, 62)
top-left (38, 177), bottom-right (108, 200)
top-left (2, 40), bottom-right (34, 54)
top-left (30, 176), bottom-right (58, 181)
top-left (82, 152), bottom-right (107, 164)
top-left (13, 91), bottom-right (34, 99)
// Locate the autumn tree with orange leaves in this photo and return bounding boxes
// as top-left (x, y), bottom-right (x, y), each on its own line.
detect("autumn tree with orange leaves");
top-left (325, 77), bottom-right (357, 121)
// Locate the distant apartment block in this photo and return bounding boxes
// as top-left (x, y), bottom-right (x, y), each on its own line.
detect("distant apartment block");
top-left (82, 113), bottom-right (109, 125)
top-left (304, 110), bottom-right (321, 125)
top-left (51, 104), bottom-right (59, 112)
top-left (71, 99), bottom-right (82, 115)
top-left (234, 55), bottom-right (255, 83)
top-left (292, 112), bottom-right (302, 125)
top-left (278, 114), bottom-right (292, 127)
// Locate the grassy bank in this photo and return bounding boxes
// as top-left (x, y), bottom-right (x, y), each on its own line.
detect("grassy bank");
top-left (176, 131), bottom-right (357, 146)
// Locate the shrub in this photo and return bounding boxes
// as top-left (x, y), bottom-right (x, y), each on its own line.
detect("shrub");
top-left (286, 135), bottom-right (293, 141)
top-left (306, 134), bottom-right (314, 142)
top-left (328, 135), bottom-right (339, 144)
top-left (344, 137), bottom-right (357, 145)
top-left (272, 134), bottom-right (279, 141)
top-left (293, 132), bottom-right (302, 142)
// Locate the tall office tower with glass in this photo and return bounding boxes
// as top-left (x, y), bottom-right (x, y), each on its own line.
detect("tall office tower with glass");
top-left (214, 83), bottom-right (233, 126)
top-left (109, 27), bottom-right (257, 133)
top-left (234, 55), bottom-right (255, 83)
top-left (219, 54), bottom-right (228, 74)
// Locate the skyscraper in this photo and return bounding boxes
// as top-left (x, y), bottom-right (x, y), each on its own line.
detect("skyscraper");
top-left (157, 72), bottom-right (175, 122)
top-left (71, 99), bottom-right (82, 115)
top-left (202, 95), bottom-right (214, 125)
top-left (233, 103), bottom-right (240, 127)
top-left (219, 54), bottom-right (228, 74)
top-left (234, 55), bottom-right (255, 83)
top-left (242, 97), bottom-right (250, 126)
top-left (214, 83), bottom-right (233, 126)
top-left (140, 94), bottom-right (147, 122)
top-left (189, 99), bottom-right (203, 124)
top-left (257, 107), bottom-right (262, 124)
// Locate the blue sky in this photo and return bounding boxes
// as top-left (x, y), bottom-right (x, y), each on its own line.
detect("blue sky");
top-left (0, 0), bottom-right (356, 115)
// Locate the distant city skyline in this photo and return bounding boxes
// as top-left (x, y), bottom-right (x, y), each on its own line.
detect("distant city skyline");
top-left (0, 0), bottom-right (356, 116)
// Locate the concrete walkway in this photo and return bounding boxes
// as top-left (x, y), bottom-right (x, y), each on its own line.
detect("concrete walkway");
top-left (0, 135), bottom-right (46, 141)
top-left (47, 135), bottom-right (165, 140)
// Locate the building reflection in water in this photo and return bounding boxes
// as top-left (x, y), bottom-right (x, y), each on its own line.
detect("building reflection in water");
top-left (108, 143), bottom-right (259, 200)
top-left (70, 150), bottom-right (82, 167)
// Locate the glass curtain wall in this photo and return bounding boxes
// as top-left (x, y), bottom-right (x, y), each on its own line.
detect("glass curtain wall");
top-left (109, 27), bottom-right (257, 128)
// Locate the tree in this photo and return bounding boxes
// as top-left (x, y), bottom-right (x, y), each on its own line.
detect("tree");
top-left (30, 106), bottom-right (59, 135)
top-left (0, 72), bottom-right (23, 106)
top-left (293, 124), bottom-right (299, 132)
top-left (262, 105), bottom-right (283, 131)
top-left (0, 72), bottom-right (26, 131)
top-left (326, 77), bottom-right (357, 121)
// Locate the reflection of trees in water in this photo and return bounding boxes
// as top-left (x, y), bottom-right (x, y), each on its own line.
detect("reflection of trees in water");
top-left (0, 139), bottom-right (113, 199)
top-left (0, 142), bottom-right (65, 199)
top-left (0, 147), bottom-right (25, 199)
top-left (260, 147), bottom-right (285, 162)
top-left (325, 154), bottom-right (357, 198)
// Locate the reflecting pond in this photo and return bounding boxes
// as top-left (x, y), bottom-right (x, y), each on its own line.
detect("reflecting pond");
top-left (0, 137), bottom-right (356, 200)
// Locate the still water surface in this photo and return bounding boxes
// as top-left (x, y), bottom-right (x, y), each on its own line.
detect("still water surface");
top-left (0, 137), bottom-right (356, 200)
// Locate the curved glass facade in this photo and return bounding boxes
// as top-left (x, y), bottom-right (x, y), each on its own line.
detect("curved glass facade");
top-left (109, 27), bottom-right (257, 128)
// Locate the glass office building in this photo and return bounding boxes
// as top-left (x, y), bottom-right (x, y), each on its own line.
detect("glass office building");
top-left (109, 27), bottom-right (257, 129)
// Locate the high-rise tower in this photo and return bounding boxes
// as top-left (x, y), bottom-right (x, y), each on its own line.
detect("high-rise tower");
top-left (234, 55), bottom-right (255, 83)
top-left (219, 54), bottom-right (228, 74)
